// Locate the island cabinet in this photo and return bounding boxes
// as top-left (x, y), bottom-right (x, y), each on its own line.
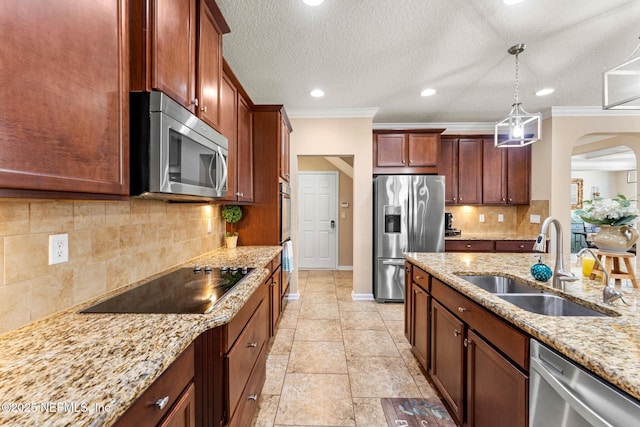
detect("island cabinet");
top-left (0, 1), bottom-right (129, 199)
top-left (115, 344), bottom-right (196, 427)
top-left (405, 261), bottom-right (529, 427)
top-left (195, 284), bottom-right (269, 427)
top-left (130, 0), bottom-right (230, 129)
top-left (266, 255), bottom-right (284, 337)
top-left (218, 62), bottom-right (254, 203)
top-left (373, 130), bottom-right (445, 175)
top-left (482, 139), bottom-right (531, 205)
top-left (445, 240), bottom-right (537, 253)
top-left (439, 137), bottom-right (483, 205)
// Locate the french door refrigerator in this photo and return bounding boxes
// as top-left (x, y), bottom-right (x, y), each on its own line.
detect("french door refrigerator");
top-left (374, 175), bottom-right (445, 302)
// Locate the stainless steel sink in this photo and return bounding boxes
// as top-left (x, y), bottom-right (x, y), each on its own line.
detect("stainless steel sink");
top-left (457, 274), bottom-right (611, 317)
top-left (497, 294), bottom-right (607, 317)
top-left (457, 275), bottom-right (543, 294)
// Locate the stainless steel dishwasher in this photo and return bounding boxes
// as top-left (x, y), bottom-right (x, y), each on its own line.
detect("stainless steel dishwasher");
top-left (530, 339), bottom-right (640, 426)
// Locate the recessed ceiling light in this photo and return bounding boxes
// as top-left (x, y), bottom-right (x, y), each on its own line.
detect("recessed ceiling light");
top-left (536, 88), bottom-right (554, 96)
top-left (303, 0), bottom-right (325, 6)
top-left (503, 0), bottom-right (524, 4)
top-left (421, 88), bottom-right (436, 97)
top-left (310, 89), bottom-right (325, 97)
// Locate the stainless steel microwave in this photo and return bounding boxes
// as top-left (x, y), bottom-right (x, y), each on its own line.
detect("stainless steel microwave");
top-left (130, 91), bottom-right (228, 201)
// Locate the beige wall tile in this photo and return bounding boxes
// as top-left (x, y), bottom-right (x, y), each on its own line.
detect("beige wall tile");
top-left (73, 263), bottom-right (107, 304)
top-left (0, 201), bottom-right (29, 236)
top-left (105, 201), bottom-right (131, 227)
top-left (4, 233), bottom-right (49, 284)
top-left (70, 229), bottom-right (92, 265)
top-left (0, 282), bottom-right (31, 332)
top-left (73, 202), bottom-right (106, 230)
top-left (29, 267), bottom-right (74, 321)
top-left (29, 201), bottom-right (73, 233)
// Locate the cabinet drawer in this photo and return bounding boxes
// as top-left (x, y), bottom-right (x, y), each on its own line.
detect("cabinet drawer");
top-left (115, 344), bottom-right (194, 426)
top-left (225, 284), bottom-right (267, 350)
top-left (412, 266), bottom-right (430, 291)
top-left (445, 240), bottom-right (494, 252)
top-left (431, 279), bottom-right (528, 369)
top-left (495, 240), bottom-right (535, 253)
top-left (227, 343), bottom-right (267, 427)
top-left (226, 299), bottom-right (268, 419)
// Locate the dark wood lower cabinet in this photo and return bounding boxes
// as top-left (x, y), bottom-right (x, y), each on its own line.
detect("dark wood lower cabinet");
top-left (411, 282), bottom-right (430, 371)
top-left (430, 300), bottom-right (465, 425)
top-left (158, 383), bottom-right (196, 427)
top-left (465, 330), bottom-right (527, 427)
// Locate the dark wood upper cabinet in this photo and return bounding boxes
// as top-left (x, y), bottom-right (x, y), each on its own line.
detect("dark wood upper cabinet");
top-left (0, 0), bottom-right (129, 198)
top-left (218, 72), bottom-right (238, 201)
top-left (197, 0), bottom-right (224, 129)
top-left (236, 94), bottom-right (254, 202)
top-left (482, 139), bottom-right (530, 205)
top-left (439, 137), bottom-right (482, 205)
top-left (373, 130), bottom-right (444, 174)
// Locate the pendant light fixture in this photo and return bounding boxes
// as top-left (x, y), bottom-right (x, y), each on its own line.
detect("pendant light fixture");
top-left (603, 37), bottom-right (640, 110)
top-left (494, 43), bottom-right (541, 147)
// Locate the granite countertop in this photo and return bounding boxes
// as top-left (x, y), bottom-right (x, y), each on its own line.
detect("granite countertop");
top-left (0, 246), bottom-right (282, 427)
top-left (405, 251), bottom-right (640, 401)
top-left (445, 233), bottom-right (540, 240)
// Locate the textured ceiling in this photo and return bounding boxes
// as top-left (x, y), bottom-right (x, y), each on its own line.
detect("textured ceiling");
top-left (216, 0), bottom-right (640, 125)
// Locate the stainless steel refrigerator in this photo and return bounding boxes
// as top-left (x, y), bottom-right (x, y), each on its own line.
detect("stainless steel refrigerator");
top-left (373, 175), bottom-right (445, 302)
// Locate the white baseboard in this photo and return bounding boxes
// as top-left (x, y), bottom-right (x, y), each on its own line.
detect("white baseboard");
top-left (351, 292), bottom-right (375, 301)
top-left (337, 266), bottom-right (353, 271)
top-left (286, 292), bottom-right (300, 300)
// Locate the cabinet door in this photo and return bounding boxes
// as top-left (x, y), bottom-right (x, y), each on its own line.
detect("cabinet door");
top-left (431, 301), bottom-right (464, 425)
top-left (407, 133), bottom-right (438, 169)
top-left (198, 0), bottom-right (222, 129)
top-left (375, 134), bottom-right (406, 168)
top-left (236, 94), bottom-right (254, 202)
top-left (482, 139), bottom-right (507, 204)
top-left (439, 138), bottom-right (457, 204)
top-left (456, 139), bottom-right (482, 205)
top-left (152, 0), bottom-right (196, 112)
top-left (269, 267), bottom-right (282, 336)
top-left (404, 262), bottom-right (413, 341)
top-left (219, 73), bottom-right (238, 201)
top-left (0, 0), bottom-right (128, 197)
top-left (411, 283), bottom-right (430, 371)
top-left (280, 117), bottom-right (291, 181)
top-left (465, 330), bottom-right (527, 427)
top-left (506, 145), bottom-right (530, 204)
top-left (159, 383), bottom-right (196, 427)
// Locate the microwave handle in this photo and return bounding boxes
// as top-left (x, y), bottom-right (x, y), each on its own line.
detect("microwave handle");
top-left (215, 146), bottom-right (228, 196)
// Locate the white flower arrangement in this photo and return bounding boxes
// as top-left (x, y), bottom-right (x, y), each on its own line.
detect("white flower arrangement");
top-left (576, 194), bottom-right (638, 226)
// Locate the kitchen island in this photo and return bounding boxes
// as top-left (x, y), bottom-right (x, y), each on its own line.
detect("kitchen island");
top-left (405, 251), bottom-right (640, 402)
top-left (0, 246), bottom-right (281, 426)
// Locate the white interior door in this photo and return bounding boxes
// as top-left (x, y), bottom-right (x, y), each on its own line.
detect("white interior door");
top-left (298, 172), bottom-right (338, 269)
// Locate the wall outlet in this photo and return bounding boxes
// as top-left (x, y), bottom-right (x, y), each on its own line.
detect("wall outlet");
top-left (479, 214), bottom-right (485, 223)
top-left (49, 233), bottom-right (69, 265)
top-left (530, 214), bottom-right (541, 224)
top-left (498, 214), bottom-right (504, 223)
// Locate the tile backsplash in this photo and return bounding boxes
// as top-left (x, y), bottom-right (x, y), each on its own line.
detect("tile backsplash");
top-left (445, 200), bottom-right (549, 236)
top-left (0, 199), bottom-right (225, 334)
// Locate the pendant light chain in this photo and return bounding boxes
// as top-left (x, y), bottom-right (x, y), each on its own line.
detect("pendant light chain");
top-left (513, 52), bottom-right (520, 105)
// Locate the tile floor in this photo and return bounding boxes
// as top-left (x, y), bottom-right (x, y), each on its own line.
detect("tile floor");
top-left (251, 269), bottom-right (443, 427)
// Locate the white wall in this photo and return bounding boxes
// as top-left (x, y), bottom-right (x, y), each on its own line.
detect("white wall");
top-left (289, 117), bottom-right (374, 298)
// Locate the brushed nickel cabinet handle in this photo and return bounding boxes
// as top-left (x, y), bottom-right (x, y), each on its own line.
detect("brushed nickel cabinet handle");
top-left (154, 396), bottom-right (169, 410)
top-left (247, 394), bottom-right (258, 401)
top-left (201, 105), bottom-right (207, 113)
top-left (247, 342), bottom-right (257, 348)
top-left (453, 329), bottom-right (461, 337)
top-left (458, 307), bottom-right (467, 313)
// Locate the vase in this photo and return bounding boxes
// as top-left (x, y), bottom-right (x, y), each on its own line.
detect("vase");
top-left (592, 225), bottom-right (639, 253)
top-left (225, 235), bottom-right (238, 249)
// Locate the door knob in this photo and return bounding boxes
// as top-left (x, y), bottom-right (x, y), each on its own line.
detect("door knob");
top-left (330, 220), bottom-right (335, 229)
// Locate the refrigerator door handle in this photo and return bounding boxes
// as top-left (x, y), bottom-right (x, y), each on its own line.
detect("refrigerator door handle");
top-left (382, 260), bottom-right (405, 266)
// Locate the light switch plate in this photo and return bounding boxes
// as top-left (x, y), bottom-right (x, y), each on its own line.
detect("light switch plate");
top-left (49, 233), bottom-right (69, 265)
top-left (530, 214), bottom-right (541, 224)
top-left (479, 214), bottom-right (485, 223)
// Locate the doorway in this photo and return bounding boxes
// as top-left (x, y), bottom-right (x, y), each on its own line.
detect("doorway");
top-left (298, 171), bottom-right (339, 269)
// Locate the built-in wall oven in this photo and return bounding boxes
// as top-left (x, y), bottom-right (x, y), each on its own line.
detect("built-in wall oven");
top-left (130, 91), bottom-right (229, 201)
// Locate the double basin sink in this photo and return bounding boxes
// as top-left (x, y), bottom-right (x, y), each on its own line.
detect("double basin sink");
top-left (457, 275), bottom-right (612, 317)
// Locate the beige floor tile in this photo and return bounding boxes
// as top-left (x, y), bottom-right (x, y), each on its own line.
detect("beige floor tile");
top-left (301, 291), bottom-right (338, 304)
top-left (269, 328), bottom-right (295, 354)
top-left (339, 300), bottom-right (378, 313)
top-left (342, 329), bottom-right (400, 358)
top-left (300, 302), bottom-right (340, 320)
top-left (287, 341), bottom-right (348, 374)
top-left (263, 354), bottom-right (290, 395)
top-left (251, 394), bottom-right (280, 427)
top-left (305, 280), bottom-right (337, 292)
top-left (414, 374), bottom-right (441, 400)
top-left (294, 318), bottom-right (343, 342)
top-left (384, 319), bottom-right (407, 343)
top-left (278, 310), bottom-right (299, 329)
top-left (275, 373), bottom-right (355, 426)
top-left (352, 397), bottom-right (389, 427)
top-left (376, 302), bottom-right (405, 321)
top-left (336, 287), bottom-right (354, 302)
top-left (397, 344), bottom-right (424, 377)
top-left (348, 356), bottom-right (421, 398)
top-left (340, 310), bottom-right (386, 330)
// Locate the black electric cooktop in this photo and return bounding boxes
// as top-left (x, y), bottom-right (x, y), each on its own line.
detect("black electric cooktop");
top-left (81, 265), bottom-right (253, 314)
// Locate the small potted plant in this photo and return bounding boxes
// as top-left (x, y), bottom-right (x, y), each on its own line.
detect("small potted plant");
top-left (221, 205), bottom-right (242, 248)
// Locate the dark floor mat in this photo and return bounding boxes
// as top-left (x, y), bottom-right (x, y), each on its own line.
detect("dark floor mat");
top-left (381, 397), bottom-right (456, 426)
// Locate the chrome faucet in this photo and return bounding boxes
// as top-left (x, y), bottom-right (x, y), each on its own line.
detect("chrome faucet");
top-left (577, 248), bottom-right (628, 305)
top-left (533, 217), bottom-right (578, 289)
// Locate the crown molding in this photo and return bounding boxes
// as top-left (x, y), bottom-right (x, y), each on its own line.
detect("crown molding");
top-left (551, 106), bottom-right (640, 116)
top-left (373, 122), bottom-right (495, 133)
top-left (287, 107), bottom-right (379, 119)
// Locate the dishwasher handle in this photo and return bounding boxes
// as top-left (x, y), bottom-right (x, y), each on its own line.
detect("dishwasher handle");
top-left (531, 356), bottom-right (612, 427)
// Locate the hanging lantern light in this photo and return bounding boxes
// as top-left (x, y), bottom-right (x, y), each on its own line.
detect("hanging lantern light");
top-left (603, 37), bottom-right (640, 110)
